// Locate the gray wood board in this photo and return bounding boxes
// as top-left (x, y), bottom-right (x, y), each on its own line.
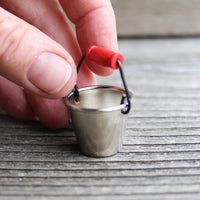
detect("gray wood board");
top-left (1, 38), bottom-right (200, 199)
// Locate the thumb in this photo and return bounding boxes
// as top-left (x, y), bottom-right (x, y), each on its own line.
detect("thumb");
top-left (0, 7), bottom-right (76, 98)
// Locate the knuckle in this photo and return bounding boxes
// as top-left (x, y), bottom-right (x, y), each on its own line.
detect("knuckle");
top-left (0, 16), bottom-right (28, 63)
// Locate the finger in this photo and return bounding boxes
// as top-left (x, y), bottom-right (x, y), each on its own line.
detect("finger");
top-left (0, 0), bottom-right (96, 87)
top-left (0, 76), bottom-right (35, 120)
top-left (0, 74), bottom-right (71, 129)
top-left (59, 0), bottom-right (118, 76)
top-left (0, 7), bottom-right (77, 99)
top-left (25, 92), bottom-right (70, 129)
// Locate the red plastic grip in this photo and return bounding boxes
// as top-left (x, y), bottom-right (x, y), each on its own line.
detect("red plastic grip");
top-left (86, 45), bottom-right (124, 69)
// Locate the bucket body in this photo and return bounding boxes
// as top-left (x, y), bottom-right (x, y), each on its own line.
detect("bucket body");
top-left (65, 85), bottom-right (129, 157)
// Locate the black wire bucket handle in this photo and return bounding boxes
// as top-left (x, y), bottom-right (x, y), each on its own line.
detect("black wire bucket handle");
top-left (73, 45), bottom-right (131, 114)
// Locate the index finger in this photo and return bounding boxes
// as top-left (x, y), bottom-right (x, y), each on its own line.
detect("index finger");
top-left (59, 0), bottom-right (118, 76)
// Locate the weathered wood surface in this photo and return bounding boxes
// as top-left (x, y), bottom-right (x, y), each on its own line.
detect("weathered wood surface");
top-left (1, 38), bottom-right (200, 199)
top-left (112, 0), bottom-right (200, 37)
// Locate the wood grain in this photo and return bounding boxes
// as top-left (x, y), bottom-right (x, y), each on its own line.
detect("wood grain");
top-left (1, 38), bottom-right (200, 199)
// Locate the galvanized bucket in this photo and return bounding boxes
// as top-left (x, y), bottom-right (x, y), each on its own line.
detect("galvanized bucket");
top-left (65, 85), bottom-right (131, 157)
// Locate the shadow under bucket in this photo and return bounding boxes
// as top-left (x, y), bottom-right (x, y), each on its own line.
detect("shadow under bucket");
top-left (65, 85), bottom-right (131, 157)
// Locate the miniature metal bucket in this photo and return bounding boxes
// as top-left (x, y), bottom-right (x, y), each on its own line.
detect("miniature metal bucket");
top-left (65, 85), bottom-right (131, 157)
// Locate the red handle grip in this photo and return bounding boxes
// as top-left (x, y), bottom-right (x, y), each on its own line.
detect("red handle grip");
top-left (86, 45), bottom-right (124, 69)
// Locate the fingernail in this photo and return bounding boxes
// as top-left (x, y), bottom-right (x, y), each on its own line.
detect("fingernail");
top-left (27, 52), bottom-right (72, 94)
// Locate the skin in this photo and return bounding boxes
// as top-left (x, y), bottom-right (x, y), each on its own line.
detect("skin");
top-left (0, 0), bottom-right (118, 129)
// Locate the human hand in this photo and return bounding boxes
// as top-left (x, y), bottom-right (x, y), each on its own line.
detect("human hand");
top-left (0, 0), bottom-right (118, 129)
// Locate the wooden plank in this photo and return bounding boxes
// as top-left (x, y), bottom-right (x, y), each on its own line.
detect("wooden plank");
top-left (111, 0), bottom-right (200, 37)
top-left (1, 38), bottom-right (200, 199)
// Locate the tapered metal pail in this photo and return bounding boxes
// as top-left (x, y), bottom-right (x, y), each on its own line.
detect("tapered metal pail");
top-left (65, 85), bottom-right (131, 157)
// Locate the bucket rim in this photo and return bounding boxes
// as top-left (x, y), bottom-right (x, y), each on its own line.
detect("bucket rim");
top-left (64, 85), bottom-right (131, 113)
